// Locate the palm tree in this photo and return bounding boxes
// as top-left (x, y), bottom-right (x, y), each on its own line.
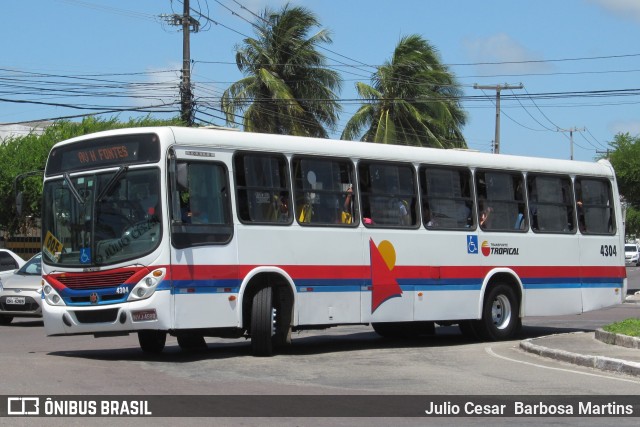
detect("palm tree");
top-left (341, 35), bottom-right (467, 148)
top-left (221, 4), bottom-right (341, 137)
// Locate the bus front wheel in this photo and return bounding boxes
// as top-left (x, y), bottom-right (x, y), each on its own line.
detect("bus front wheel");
top-left (138, 330), bottom-right (167, 353)
top-left (251, 287), bottom-right (275, 357)
top-left (476, 284), bottom-right (521, 341)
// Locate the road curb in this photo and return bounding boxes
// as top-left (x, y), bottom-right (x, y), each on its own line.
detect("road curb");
top-left (595, 328), bottom-right (640, 349)
top-left (519, 332), bottom-right (640, 377)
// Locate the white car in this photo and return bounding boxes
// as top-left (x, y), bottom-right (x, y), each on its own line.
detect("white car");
top-left (0, 249), bottom-right (26, 278)
top-left (625, 243), bottom-right (640, 267)
top-left (0, 253), bottom-right (42, 324)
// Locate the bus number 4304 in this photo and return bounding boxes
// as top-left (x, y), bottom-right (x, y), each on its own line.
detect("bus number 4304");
top-left (116, 286), bottom-right (130, 294)
top-left (600, 245), bottom-right (617, 257)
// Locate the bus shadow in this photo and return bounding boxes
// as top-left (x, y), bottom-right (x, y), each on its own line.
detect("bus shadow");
top-left (46, 324), bottom-right (589, 362)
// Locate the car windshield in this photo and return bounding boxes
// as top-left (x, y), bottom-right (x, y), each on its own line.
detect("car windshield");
top-left (17, 254), bottom-right (42, 275)
top-left (41, 167), bottom-right (161, 267)
top-left (625, 244), bottom-right (637, 252)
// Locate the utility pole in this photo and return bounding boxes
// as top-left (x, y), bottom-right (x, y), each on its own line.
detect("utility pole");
top-left (161, 0), bottom-right (199, 126)
top-left (473, 83), bottom-right (523, 154)
top-left (557, 127), bottom-right (585, 160)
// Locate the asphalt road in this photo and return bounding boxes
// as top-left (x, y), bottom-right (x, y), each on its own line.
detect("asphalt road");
top-left (0, 267), bottom-right (639, 426)
top-left (2, 301), bottom-right (640, 427)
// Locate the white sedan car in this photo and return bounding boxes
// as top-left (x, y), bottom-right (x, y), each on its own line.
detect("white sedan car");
top-left (0, 249), bottom-right (26, 278)
top-left (0, 253), bottom-right (42, 325)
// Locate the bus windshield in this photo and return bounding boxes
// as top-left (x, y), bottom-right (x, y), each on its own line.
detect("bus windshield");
top-left (41, 167), bottom-right (161, 267)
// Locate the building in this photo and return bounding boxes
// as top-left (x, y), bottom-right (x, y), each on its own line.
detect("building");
top-left (0, 122), bottom-right (52, 142)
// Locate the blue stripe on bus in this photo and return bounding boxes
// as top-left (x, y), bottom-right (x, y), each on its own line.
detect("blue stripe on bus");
top-left (165, 277), bottom-right (624, 294)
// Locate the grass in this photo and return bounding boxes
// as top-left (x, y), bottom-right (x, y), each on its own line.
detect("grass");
top-left (602, 318), bottom-right (640, 337)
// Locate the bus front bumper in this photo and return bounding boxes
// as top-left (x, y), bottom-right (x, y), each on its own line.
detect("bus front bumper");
top-left (42, 290), bottom-right (171, 336)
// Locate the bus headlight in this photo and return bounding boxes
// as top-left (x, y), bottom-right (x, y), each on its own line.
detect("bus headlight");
top-left (43, 283), bottom-right (66, 306)
top-left (127, 268), bottom-right (166, 302)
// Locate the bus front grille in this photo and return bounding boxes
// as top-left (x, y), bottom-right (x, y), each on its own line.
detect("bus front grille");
top-left (56, 271), bottom-right (135, 290)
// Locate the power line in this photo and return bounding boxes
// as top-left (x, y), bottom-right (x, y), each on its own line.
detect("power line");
top-left (509, 90), bottom-right (554, 132)
top-left (448, 52), bottom-right (640, 67)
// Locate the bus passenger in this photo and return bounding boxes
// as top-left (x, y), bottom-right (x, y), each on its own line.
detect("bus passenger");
top-left (342, 185), bottom-right (353, 224)
top-left (275, 193), bottom-right (289, 222)
top-left (480, 204), bottom-right (493, 229)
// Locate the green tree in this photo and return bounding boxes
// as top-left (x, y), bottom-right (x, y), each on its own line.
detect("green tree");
top-left (0, 116), bottom-right (182, 236)
top-left (221, 4), bottom-right (341, 137)
top-left (605, 133), bottom-right (640, 207)
top-left (341, 35), bottom-right (467, 148)
top-left (603, 132), bottom-right (640, 238)
top-left (624, 206), bottom-right (640, 239)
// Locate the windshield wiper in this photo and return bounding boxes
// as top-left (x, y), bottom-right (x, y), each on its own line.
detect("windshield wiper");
top-left (97, 166), bottom-right (128, 202)
top-left (63, 172), bottom-right (85, 205)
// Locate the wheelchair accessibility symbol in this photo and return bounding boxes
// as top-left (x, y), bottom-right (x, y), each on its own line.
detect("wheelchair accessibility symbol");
top-left (80, 247), bottom-right (92, 264)
top-left (467, 235), bottom-right (478, 254)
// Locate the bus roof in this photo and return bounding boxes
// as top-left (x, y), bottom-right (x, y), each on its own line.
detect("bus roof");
top-left (51, 126), bottom-right (615, 178)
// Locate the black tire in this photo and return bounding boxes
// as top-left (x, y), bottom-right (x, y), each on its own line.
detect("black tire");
top-left (0, 316), bottom-right (14, 325)
top-left (251, 287), bottom-right (274, 357)
top-left (177, 334), bottom-right (207, 351)
top-left (138, 330), bottom-right (167, 353)
top-left (273, 299), bottom-right (293, 349)
top-left (475, 284), bottom-right (521, 341)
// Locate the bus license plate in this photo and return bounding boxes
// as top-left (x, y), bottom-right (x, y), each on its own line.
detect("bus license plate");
top-left (6, 297), bottom-right (25, 305)
top-left (132, 309), bottom-right (157, 322)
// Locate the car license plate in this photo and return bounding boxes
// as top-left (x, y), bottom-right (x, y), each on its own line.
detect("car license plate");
top-left (6, 297), bottom-right (25, 305)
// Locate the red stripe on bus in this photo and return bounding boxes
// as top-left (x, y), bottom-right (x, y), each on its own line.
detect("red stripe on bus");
top-left (170, 264), bottom-right (625, 281)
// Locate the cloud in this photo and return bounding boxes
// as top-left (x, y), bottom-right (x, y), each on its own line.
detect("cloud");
top-left (609, 120), bottom-right (640, 136)
top-left (239, 0), bottom-right (298, 13)
top-left (588, 0), bottom-right (640, 23)
top-left (463, 33), bottom-right (553, 76)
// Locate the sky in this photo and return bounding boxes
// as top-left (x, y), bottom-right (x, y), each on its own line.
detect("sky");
top-left (2, 0), bottom-right (640, 162)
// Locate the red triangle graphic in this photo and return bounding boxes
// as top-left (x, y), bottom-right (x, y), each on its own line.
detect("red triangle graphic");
top-left (370, 238), bottom-right (403, 313)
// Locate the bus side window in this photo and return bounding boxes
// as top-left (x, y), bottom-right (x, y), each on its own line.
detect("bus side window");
top-left (475, 170), bottom-right (527, 232)
top-left (292, 156), bottom-right (357, 226)
top-left (527, 174), bottom-right (575, 234)
top-left (420, 166), bottom-right (474, 230)
top-left (234, 152), bottom-right (292, 225)
top-left (358, 161), bottom-right (419, 228)
top-left (574, 177), bottom-right (616, 235)
top-left (170, 161), bottom-right (233, 248)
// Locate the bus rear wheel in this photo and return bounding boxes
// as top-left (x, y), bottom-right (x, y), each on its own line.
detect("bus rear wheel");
top-left (476, 284), bottom-right (521, 341)
top-left (251, 287), bottom-right (275, 357)
top-left (138, 330), bottom-right (166, 353)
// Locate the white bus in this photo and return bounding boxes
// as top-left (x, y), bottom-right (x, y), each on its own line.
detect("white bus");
top-left (40, 127), bottom-right (626, 356)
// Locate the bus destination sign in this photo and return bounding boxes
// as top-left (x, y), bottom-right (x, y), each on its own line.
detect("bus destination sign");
top-left (75, 144), bottom-right (134, 165)
top-left (46, 133), bottom-right (161, 176)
